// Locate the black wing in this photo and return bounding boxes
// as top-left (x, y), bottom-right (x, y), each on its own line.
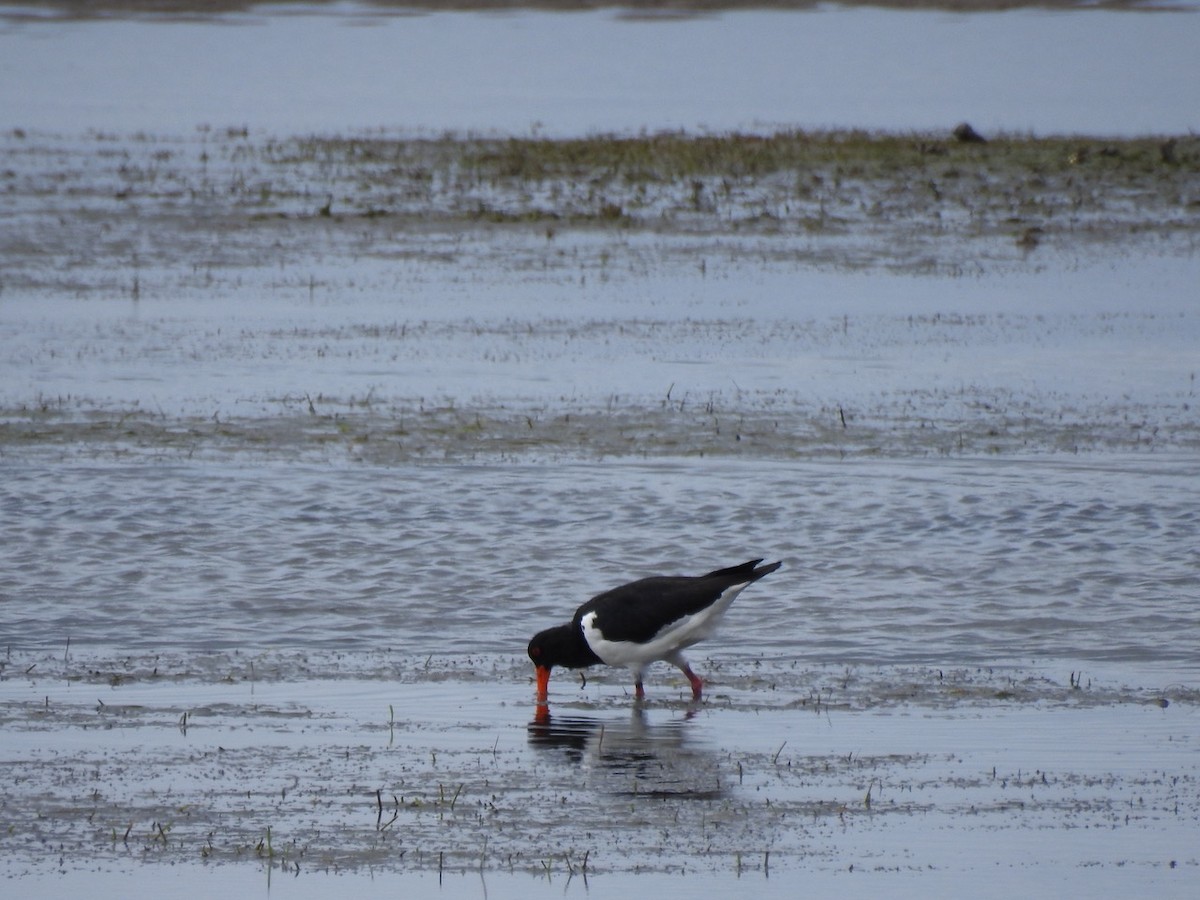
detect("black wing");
top-left (573, 559), bottom-right (780, 644)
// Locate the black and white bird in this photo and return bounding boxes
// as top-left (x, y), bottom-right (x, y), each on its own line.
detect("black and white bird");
top-left (527, 558), bottom-right (782, 702)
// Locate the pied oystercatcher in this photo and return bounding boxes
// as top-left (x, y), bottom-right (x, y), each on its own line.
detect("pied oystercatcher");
top-left (528, 558), bottom-right (782, 701)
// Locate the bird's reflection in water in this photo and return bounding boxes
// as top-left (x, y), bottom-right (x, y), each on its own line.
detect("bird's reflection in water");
top-left (528, 704), bottom-right (725, 799)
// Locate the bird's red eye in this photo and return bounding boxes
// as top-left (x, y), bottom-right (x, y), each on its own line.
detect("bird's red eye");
top-left (530, 646), bottom-right (540, 658)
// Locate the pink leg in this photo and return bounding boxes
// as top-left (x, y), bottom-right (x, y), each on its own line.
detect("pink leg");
top-left (634, 679), bottom-right (645, 700)
top-left (682, 664), bottom-right (703, 700)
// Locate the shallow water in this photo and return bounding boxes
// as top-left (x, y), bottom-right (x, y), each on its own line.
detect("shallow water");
top-left (1, 4), bottom-right (1198, 136)
top-left (2, 455), bottom-right (1199, 675)
top-left (4, 446), bottom-right (1199, 893)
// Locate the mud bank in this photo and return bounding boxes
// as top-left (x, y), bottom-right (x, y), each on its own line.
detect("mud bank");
top-left (2, 653), bottom-right (1196, 888)
top-left (5, 129), bottom-right (1198, 295)
top-left (3, 129), bottom-right (1199, 462)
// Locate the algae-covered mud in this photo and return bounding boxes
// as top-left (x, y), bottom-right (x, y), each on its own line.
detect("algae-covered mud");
top-left (6, 128), bottom-right (1198, 283)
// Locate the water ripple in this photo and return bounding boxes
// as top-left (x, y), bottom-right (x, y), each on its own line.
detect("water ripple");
top-left (2, 455), bottom-right (1196, 682)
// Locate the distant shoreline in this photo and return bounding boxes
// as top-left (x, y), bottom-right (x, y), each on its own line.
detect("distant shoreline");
top-left (0, 0), bottom-right (1188, 22)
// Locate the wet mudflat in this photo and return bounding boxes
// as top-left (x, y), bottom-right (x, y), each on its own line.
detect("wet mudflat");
top-left (3, 3), bottom-right (1200, 898)
top-left (3, 127), bottom-right (1199, 462)
top-left (2, 651), bottom-right (1196, 897)
top-left (2, 455), bottom-right (1198, 897)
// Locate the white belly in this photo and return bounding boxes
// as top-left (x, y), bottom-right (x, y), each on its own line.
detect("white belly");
top-left (580, 582), bottom-right (749, 669)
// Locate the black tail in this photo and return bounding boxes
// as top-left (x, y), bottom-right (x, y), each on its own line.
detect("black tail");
top-left (705, 558), bottom-right (782, 582)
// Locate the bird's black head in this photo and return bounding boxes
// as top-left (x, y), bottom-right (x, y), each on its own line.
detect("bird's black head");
top-left (528, 624), bottom-right (569, 671)
top-left (527, 623), bottom-right (601, 671)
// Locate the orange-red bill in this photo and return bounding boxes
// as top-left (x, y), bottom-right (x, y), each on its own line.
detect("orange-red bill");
top-left (535, 665), bottom-right (551, 701)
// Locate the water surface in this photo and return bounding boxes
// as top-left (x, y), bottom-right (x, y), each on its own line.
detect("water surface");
top-left (3, 455), bottom-right (1198, 679)
top-left (2, 5), bottom-right (1198, 135)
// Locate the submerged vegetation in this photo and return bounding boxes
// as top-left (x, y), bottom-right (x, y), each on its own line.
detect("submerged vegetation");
top-left (277, 128), bottom-right (1200, 248)
top-left (240, 128), bottom-right (1200, 238)
top-left (5, 126), bottom-right (1199, 288)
